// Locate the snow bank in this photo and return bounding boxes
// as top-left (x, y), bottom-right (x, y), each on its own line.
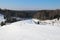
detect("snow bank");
top-left (32, 19), bottom-right (40, 22)
top-left (0, 19), bottom-right (60, 40)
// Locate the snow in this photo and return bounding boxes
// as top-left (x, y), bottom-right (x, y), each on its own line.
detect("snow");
top-left (32, 18), bottom-right (40, 22)
top-left (0, 19), bottom-right (60, 40)
top-left (12, 17), bottom-right (24, 21)
top-left (0, 13), bottom-right (6, 23)
top-left (20, 19), bottom-right (35, 24)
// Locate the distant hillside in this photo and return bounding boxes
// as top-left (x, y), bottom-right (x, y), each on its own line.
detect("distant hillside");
top-left (0, 8), bottom-right (60, 21)
top-left (34, 10), bottom-right (60, 20)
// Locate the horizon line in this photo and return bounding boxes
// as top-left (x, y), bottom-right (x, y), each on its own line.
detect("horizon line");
top-left (0, 8), bottom-right (60, 11)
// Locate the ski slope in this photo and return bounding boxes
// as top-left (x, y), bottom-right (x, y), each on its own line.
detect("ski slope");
top-left (0, 19), bottom-right (60, 40)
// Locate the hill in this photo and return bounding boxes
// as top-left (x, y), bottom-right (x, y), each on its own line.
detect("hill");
top-left (0, 19), bottom-right (60, 40)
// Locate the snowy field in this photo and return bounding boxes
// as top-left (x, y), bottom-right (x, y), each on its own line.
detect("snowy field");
top-left (0, 19), bottom-right (60, 40)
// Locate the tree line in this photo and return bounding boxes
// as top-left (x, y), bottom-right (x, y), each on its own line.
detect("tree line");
top-left (0, 8), bottom-right (60, 21)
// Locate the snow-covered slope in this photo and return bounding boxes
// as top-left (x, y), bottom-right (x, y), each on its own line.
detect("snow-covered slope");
top-left (0, 19), bottom-right (60, 40)
top-left (0, 13), bottom-right (6, 23)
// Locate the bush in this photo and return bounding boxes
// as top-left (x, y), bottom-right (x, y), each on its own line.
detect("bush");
top-left (1, 22), bottom-right (6, 26)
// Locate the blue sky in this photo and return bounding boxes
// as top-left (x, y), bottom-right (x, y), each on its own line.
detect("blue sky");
top-left (0, 0), bottom-right (60, 10)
